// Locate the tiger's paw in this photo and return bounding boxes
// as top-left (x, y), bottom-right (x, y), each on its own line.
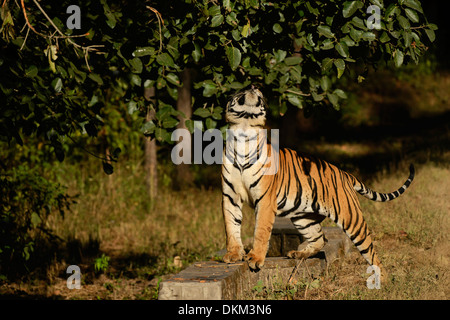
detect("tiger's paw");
top-left (245, 250), bottom-right (265, 270)
top-left (287, 250), bottom-right (311, 260)
top-left (223, 249), bottom-right (245, 264)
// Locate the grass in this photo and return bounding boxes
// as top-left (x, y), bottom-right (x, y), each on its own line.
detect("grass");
top-left (1, 152), bottom-right (447, 300)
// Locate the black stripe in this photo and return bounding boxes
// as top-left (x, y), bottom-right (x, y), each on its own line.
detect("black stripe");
top-left (294, 220), bottom-right (319, 230)
top-left (222, 175), bottom-right (236, 193)
top-left (359, 243), bottom-right (373, 255)
top-left (277, 196), bottom-right (287, 210)
top-left (354, 235), bottom-right (366, 247)
top-left (223, 192), bottom-right (240, 208)
top-left (254, 186), bottom-right (270, 208)
top-left (371, 191), bottom-right (377, 201)
top-left (307, 233), bottom-right (324, 243)
top-left (249, 174), bottom-right (263, 189)
top-left (302, 159), bottom-right (311, 176)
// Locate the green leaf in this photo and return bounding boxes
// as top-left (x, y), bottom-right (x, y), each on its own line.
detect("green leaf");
top-left (88, 73), bottom-right (104, 85)
top-left (223, 0), bottom-right (231, 11)
top-left (351, 16), bottom-right (366, 29)
top-left (311, 91), bottom-right (324, 102)
top-left (361, 31), bottom-right (376, 41)
top-left (320, 39), bottom-right (335, 50)
top-left (203, 82), bottom-right (218, 97)
top-left (208, 5), bottom-right (221, 16)
top-left (127, 101), bottom-right (138, 115)
top-left (405, 8), bottom-right (419, 23)
top-left (52, 78), bottom-right (63, 93)
top-left (343, 1), bottom-right (363, 18)
top-left (162, 117), bottom-right (179, 129)
top-left (212, 107), bottom-right (223, 120)
top-left (206, 118), bottom-right (217, 130)
top-left (130, 74), bottom-right (141, 87)
top-left (274, 49), bottom-right (287, 62)
top-left (273, 23), bottom-right (283, 34)
top-left (380, 31), bottom-right (390, 43)
top-left (226, 46), bottom-right (241, 71)
top-left (327, 92), bottom-right (339, 109)
top-left (321, 58), bottom-right (334, 72)
top-left (369, 0), bottom-right (383, 8)
top-left (404, 0), bottom-right (423, 13)
top-left (425, 28), bottom-right (435, 42)
top-left (350, 27), bottom-right (363, 41)
top-left (185, 119), bottom-right (195, 133)
top-left (156, 53), bottom-right (175, 68)
top-left (334, 59), bottom-right (345, 78)
top-left (385, 4), bottom-right (400, 18)
top-left (394, 50), bottom-right (404, 67)
top-left (166, 73), bottom-right (180, 86)
top-left (287, 94), bottom-right (302, 108)
top-left (241, 21), bottom-right (251, 38)
top-left (320, 76), bottom-right (331, 91)
top-left (403, 31), bottom-right (412, 47)
top-left (285, 56), bottom-right (302, 66)
top-left (155, 127), bottom-right (171, 143)
top-left (129, 58), bottom-right (143, 74)
top-left (141, 121), bottom-right (156, 136)
top-left (192, 42), bottom-right (202, 63)
top-left (307, 33), bottom-right (316, 47)
top-left (102, 2), bottom-right (117, 29)
top-left (211, 14), bottom-right (224, 27)
top-left (132, 47), bottom-right (156, 57)
top-left (193, 108), bottom-right (211, 118)
top-left (398, 15), bottom-right (410, 29)
top-left (333, 88), bottom-right (348, 99)
top-left (335, 42), bottom-right (349, 58)
top-left (317, 25), bottom-right (334, 38)
top-left (25, 65), bottom-right (38, 78)
top-left (306, 2), bottom-right (319, 16)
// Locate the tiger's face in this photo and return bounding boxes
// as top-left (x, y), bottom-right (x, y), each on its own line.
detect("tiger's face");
top-left (225, 86), bottom-right (267, 127)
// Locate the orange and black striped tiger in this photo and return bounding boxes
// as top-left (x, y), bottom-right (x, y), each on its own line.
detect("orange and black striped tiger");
top-left (221, 86), bottom-right (414, 280)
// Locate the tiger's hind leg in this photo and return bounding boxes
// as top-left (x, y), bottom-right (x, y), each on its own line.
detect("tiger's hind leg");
top-left (287, 215), bottom-right (326, 260)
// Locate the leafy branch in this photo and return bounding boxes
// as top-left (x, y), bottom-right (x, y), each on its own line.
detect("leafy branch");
top-left (19, 0), bottom-right (104, 71)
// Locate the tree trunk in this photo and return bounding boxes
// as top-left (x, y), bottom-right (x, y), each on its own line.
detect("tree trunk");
top-left (175, 68), bottom-right (194, 187)
top-left (144, 87), bottom-right (158, 199)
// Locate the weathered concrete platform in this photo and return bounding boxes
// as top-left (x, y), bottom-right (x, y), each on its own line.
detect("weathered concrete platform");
top-left (158, 218), bottom-right (353, 300)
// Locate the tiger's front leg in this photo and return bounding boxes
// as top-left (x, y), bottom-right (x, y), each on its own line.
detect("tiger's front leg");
top-left (245, 195), bottom-right (276, 270)
top-left (222, 191), bottom-right (245, 264)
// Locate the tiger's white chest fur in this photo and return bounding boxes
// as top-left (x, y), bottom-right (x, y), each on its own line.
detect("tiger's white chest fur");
top-left (222, 125), bottom-right (274, 208)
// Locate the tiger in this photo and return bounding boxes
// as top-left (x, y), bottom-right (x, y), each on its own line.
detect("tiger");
top-left (221, 85), bottom-right (415, 281)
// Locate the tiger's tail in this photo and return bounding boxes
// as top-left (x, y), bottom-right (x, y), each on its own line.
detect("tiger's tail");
top-left (352, 164), bottom-right (415, 202)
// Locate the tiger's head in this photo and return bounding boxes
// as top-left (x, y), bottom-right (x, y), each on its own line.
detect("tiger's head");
top-left (225, 85), bottom-right (267, 128)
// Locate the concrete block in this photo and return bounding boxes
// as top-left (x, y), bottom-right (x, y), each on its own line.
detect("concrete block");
top-left (158, 225), bottom-right (354, 300)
